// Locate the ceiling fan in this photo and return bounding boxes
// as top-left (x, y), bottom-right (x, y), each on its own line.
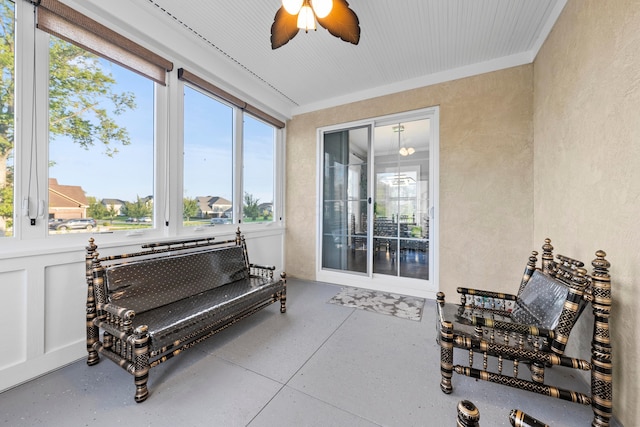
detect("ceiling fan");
top-left (271, 0), bottom-right (360, 49)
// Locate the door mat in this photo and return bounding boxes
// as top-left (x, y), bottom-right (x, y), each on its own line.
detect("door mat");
top-left (328, 286), bottom-right (425, 321)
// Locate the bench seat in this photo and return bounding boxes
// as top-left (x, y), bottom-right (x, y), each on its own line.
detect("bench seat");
top-left (135, 276), bottom-right (282, 353)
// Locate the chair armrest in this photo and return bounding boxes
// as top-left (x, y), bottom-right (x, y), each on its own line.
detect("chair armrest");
top-left (457, 287), bottom-right (518, 311)
top-left (250, 263), bottom-right (276, 271)
top-left (469, 315), bottom-right (555, 338)
top-left (457, 287), bottom-right (518, 300)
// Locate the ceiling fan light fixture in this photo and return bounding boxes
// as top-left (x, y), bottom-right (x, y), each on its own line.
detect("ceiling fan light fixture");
top-left (399, 147), bottom-right (415, 156)
top-left (271, 0), bottom-right (360, 49)
top-left (297, 3), bottom-right (317, 31)
top-left (311, 0), bottom-right (333, 19)
top-left (282, 0), bottom-right (303, 15)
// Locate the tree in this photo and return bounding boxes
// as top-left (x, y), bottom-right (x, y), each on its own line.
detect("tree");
top-left (106, 204), bottom-right (118, 223)
top-left (121, 196), bottom-right (151, 220)
top-left (86, 196), bottom-right (108, 220)
top-left (0, 164), bottom-right (12, 234)
top-left (243, 192), bottom-right (260, 221)
top-left (183, 197), bottom-right (198, 220)
top-left (0, 1), bottom-right (135, 233)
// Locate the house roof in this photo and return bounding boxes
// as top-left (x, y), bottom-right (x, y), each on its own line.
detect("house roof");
top-left (49, 178), bottom-right (89, 208)
top-left (101, 198), bottom-right (126, 205)
top-left (209, 197), bottom-right (232, 206)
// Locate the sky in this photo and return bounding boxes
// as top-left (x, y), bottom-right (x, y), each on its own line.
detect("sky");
top-left (49, 56), bottom-right (275, 205)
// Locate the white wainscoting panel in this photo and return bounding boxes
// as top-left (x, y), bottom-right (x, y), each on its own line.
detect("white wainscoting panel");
top-left (0, 269), bottom-right (27, 369)
top-left (45, 261), bottom-right (87, 354)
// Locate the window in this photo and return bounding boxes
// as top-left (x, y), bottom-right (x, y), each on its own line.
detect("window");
top-left (183, 85), bottom-right (233, 227)
top-left (0, 0), bottom-right (14, 238)
top-left (243, 115), bottom-right (275, 223)
top-left (179, 68), bottom-right (283, 229)
top-left (48, 35), bottom-right (155, 234)
top-left (1, 1), bottom-right (283, 246)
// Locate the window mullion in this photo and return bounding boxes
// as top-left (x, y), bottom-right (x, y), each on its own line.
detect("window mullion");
top-left (15, 3), bottom-right (50, 239)
top-left (234, 109), bottom-right (243, 224)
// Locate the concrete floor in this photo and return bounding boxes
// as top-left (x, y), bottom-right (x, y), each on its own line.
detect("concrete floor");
top-left (0, 279), bottom-right (618, 426)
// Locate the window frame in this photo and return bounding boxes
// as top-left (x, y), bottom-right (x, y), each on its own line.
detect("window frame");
top-left (179, 79), bottom-right (284, 235)
top-left (1, 0), bottom-right (285, 254)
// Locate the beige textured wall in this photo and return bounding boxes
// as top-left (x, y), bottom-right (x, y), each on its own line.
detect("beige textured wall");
top-left (285, 65), bottom-right (534, 298)
top-left (533, 0), bottom-right (640, 424)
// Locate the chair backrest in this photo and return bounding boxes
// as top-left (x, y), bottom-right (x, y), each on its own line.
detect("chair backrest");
top-left (513, 239), bottom-right (590, 355)
top-left (511, 270), bottom-right (569, 330)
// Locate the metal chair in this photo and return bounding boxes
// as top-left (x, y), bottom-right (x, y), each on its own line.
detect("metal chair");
top-left (436, 239), bottom-right (612, 427)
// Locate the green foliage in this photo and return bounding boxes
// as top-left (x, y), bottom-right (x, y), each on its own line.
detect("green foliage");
top-left (243, 192), bottom-right (260, 221)
top-left (0, 1), bottom-right (15, 159)
top-left (0, 1), bottom-right (137, 224)
top-left (0, 180), bottom-right (12, 222)
top-left (121, 196), bottom-right (152, 219)
top-left (86, 196), bottom-right (108, 219)
top-left (183, 197), bottom-right (198, 220)
top-left (48, 39), bottom-right (136, 155)
top-left (106, 204), bottom-right (118, 221)
top-left (0, 161), bottom-right (12, 232)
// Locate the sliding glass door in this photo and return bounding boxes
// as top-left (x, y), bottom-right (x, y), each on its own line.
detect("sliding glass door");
top-left (321, 126), bottom-right (370, 274)
top-left (373, 119), bottom-right (430, 280)
top-left (318, 108), bottom-right (438, 297)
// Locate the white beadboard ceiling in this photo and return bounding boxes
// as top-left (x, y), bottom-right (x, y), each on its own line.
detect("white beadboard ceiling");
top-left (80, 0), bottom-right (567, 118)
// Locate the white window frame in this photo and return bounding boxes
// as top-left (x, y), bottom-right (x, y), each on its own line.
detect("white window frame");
top-left (1, 0), bottom-right (285, 255)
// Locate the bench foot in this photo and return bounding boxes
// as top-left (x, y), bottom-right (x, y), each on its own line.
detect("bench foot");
top-left (134, 364), bottom-right (149, 403)
top-left (134, 383), bottom-right (149, 403)
top-left (440, 379), bottom-right (453, 394)
top-left (86, 351), bottom-right (100, 366)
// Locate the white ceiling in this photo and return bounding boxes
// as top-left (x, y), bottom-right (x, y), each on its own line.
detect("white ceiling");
top-left (79, 0), bottom-right (567, 118)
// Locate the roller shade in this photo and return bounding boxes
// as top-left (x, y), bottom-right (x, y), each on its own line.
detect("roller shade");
top-left (37, 0), bottom-right (173, 85)
top-left (178, 68), bottom-right (285, 129)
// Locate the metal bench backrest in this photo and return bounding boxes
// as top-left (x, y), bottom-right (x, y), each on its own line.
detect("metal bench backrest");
top-left (105, 245), bottom-right (248, 314)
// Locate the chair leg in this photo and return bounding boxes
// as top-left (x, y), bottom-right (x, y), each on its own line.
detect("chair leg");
top-left (280, 291), bottom-right (287, 313)
top-left (439, 323), bottom-right (454, 394)
top-left (531, 362), bottom-right (545, 384)
top-left (590, 251), bottom-right (613, 427)
top-left (279, 273), bottom-right (287, 314)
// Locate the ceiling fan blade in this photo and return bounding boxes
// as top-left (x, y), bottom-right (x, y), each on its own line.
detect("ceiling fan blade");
top-left (271, 6), bottom-right (300, 49)
top-left (316, 0), bottom-right (360, 45)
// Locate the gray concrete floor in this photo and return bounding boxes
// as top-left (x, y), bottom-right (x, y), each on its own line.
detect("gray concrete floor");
top-left (0, 279), bottom-right (617, 426)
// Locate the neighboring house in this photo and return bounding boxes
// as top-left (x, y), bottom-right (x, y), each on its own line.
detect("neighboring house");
top-left (139, 195), bottom-right (153, 206)
top-left (195, 196), bottom-right (214, 217)
top-left (101, 198), bottom-right (126, 216)
top-left (48, 178), bottom-right (89, 219)
top-left (258, 202), bottom-right (273, 216)
top-left (210, 197), bottom-right (232, 217)
top-left (196, 196), bottom-right (232, 218)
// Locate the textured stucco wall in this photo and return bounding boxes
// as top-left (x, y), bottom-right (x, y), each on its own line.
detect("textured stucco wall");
top-left (285, 65), bottom-right (534, 298)
top-left (533, 0), bottom-right (640, 424)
